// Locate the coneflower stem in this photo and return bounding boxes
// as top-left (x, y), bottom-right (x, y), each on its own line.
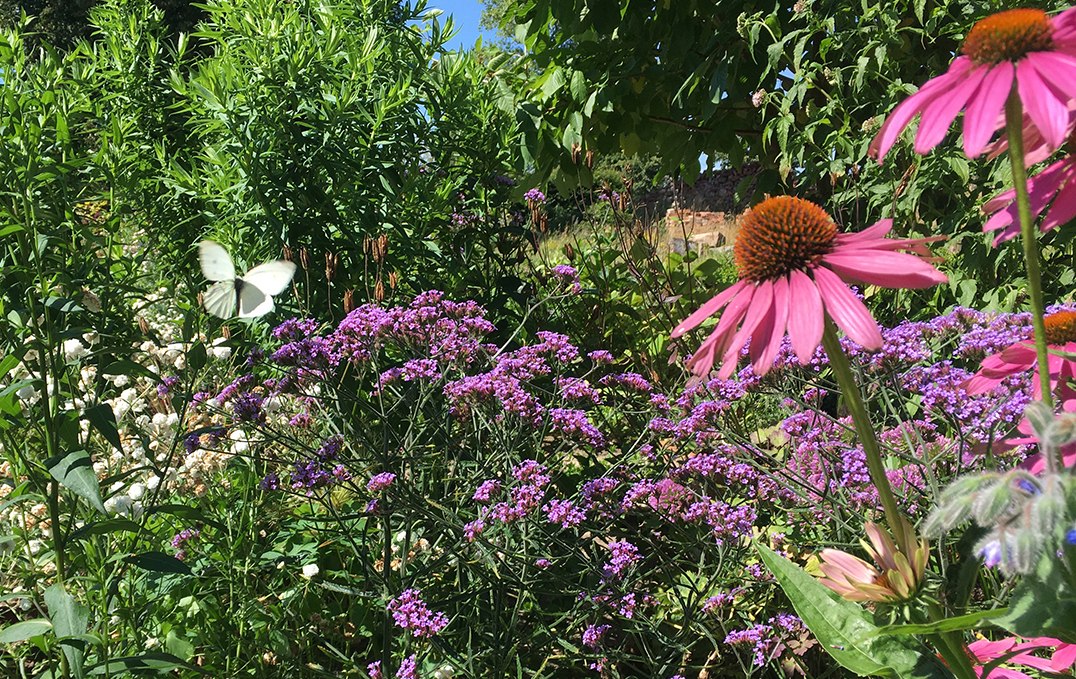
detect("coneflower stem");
top-left (820, 320), bottom-right (910, 549)
top-left (1005, 90), bottom-right (1055, 420)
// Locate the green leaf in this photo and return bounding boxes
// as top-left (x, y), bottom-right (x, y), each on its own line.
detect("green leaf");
top-left (757, 545), bottom-right (953, 678)
top-left (45, 584), bottom-right (88, 677)
top-left (995, 550), bottom-right (1076, 643)
top-left (83, 404), bottom-right (122, 452)
top-left (125, 551), bottom-right (193, 576)
top-left (86, 652), bottom-right (210, 675)
top-left (0, 619), bottom-right (52, 644)
top-left (875, 609), bottom-right (1007, 636)
top-left (46, 450), bottom-right (106, 515)
top-left (68, 518), bottom-right (143, 542)
top-left (165, 630), bottom-right (194, 660)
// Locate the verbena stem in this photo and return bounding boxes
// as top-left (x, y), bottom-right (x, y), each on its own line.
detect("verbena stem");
top-left (1005, 89), bottom-right (1054, 423)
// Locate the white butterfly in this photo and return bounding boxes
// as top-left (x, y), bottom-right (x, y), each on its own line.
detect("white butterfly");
top-left (198, 240), bottom-right (297, 319)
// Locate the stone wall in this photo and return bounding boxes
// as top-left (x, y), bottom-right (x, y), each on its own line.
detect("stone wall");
top-left (665, 209), bottom-right (740, 256)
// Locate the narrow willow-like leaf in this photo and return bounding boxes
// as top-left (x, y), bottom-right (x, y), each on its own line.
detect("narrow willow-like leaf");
top-left (874, 609), bottom-right (1007, 636)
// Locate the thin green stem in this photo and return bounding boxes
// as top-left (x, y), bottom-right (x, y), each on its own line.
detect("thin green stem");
top-left (820, 320), bottom-right (908, 548)
top-left (1005, 90), bottom-right (1054, 419)
top-left (822, 322), bottom-right (976, 677)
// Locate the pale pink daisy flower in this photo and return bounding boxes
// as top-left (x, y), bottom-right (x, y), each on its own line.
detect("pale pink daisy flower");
top-left (964, 309), bottom-right (1076, 398)
top-left (671, 197), bottom-right (946, 378)
top-left (872, 7), bottom-right (1076, 161)
top-left (983, 137), bottom-right (1076, 244)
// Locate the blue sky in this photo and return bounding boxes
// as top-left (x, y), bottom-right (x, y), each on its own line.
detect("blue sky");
top-left (429, 0), bottom-right (496, 50)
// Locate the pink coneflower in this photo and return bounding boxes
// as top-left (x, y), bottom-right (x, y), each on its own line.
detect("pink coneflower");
top-left (872, 7), bottom-right (1076, 160)
top-left (816, 519), bottom-right (928, 603)
top-left (671, 197), bottom-right (946, 378)
top-left (965, 309), bottom-right (1076, 398)
top-left (962, 636), bottom-right (1076, 678)
top-left (983, 134), bottom-right (1076, 244)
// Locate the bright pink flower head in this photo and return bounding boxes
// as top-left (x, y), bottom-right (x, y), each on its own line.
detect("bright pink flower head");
top-left (983, 140), bottom-right (1076, 244)
top-left (964, 636), bottom-right (1076, 678)
top-left (872, 7), bottom-right (1076, 161)
top-left (672, 197), bottom-right (946, 378)
top-left (965, 309), bottom-right (1076, 399)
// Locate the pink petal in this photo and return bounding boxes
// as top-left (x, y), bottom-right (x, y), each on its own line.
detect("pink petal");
top-left (983, 187), bottom-right (1017, 214)
top-left (964, 372), bottom-right (1004, 395)
top-left (836, 219), bottom-right (893, 244)
top-left (787, 269), bottom-right (824, 364)
top-left (812, 266), bottom-right (883, 350)
top-left (822, 250), bottom-right (947, 289)
top-left (686, 326), bottom-right (728, 377)
top-left (720, 280), bottom-right (773, 378)
top-left (968, 638), bottom-right (1016, 662)
top-left (686, 285), bottom-right (756, 376)
top-left (1008, 652), bottom-right (1056, 672)
top-left (1049, 644), bottom-right (1076, 671)
top-left (1025, 51), bottom-right (1076, 99)
top-left (754, 275), bottom-right (790, 372)
top-left (1042, 169), bottom-right (1076, 232)
top-left (914, 65), bottom-right (987, 154)
top-left (871, 71), bottom-right (958, 160)
top-left (963, 61), bottom-right (1013, 157)
top-left (1017, 60), bottom-right (1070, 151)
top-left (672, 280), bottom-right (750, 338)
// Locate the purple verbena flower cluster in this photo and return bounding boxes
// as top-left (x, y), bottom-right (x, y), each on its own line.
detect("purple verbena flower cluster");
top-left (387, 589), bottom-right (449, 638)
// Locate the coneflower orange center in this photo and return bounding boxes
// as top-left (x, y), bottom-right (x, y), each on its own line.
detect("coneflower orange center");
top-left (962, 9), bottom-right (1053, 65)
top-left (1042, 310), bottom-right (1076, 345)
top-left (734, 196), bottom-right (837, 282)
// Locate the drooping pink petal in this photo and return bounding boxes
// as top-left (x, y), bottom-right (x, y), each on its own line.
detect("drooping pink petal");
top-left (1041, 169), bottom-right (1076, 232)
top-left (812, 266), bottom-right (884, 350)
top-left (689, 283), bottom-right (755, 376)
top-left (963, 61), bottom-right (1013, 157)
top-left (871, 73), bottom-right (957, 160)
top-left (914, 65), bottom-right (988, 154)
top-left (686, 324), bottom-right (730, 377)
top-left (1025, 51), bottom-right (1076, 99)
top-left (822, 250), bottom-right (948, 289)
top-left (720, 280), bottom-right (773, 378)
top-left (983, 187), bottom-right (1017, 215)
top-left (754, 275), bottom-right (790, 372)
top-left (787, 269), bottom-right (824, 364)
top-left (671, 279), bottom-right (750, 338)
top-left (1016, 60), bottom-right (1070, 151)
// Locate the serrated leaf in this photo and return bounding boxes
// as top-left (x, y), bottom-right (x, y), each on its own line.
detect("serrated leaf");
top-left (46, 450), bottom-right (106, 515)
top-left (758, 545), bottom-right (953, 678)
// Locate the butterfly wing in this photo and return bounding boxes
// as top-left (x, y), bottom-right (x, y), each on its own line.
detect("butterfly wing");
top-left (237, 280), bottom-right (274, 318)
top-left (242, 260), bottom-right (296, 296)
top-left (199, 241), bottom-right (236, 281)
top-left (203, 280), bottom-right (237, 319)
